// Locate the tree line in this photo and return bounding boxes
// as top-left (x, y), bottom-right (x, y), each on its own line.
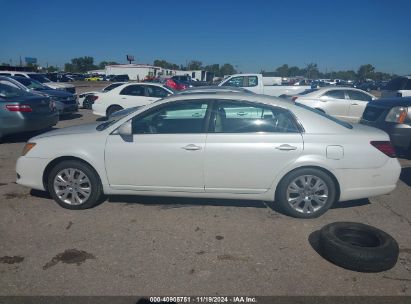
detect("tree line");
top-left (265, 63), bottom-right (396, 81)
top-left (2, 57), bottom-right (398, 81)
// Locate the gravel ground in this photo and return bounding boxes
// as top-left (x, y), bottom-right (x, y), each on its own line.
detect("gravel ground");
top-left (0, 84), bottom-right (410, 296)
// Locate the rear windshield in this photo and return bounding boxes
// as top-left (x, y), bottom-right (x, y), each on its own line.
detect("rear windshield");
top-left (0, 83), bottom-right (30, 98)
top-left (295, 103), bottom-right (353, 129)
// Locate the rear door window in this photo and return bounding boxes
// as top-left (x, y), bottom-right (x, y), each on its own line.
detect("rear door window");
top-left (322, 90), bottom-right (346, 99)
top-left (346, 90), bottom-right (372, 101)
top-left (212, 101), bottom-right (300, 133)
top-left (120, 85), bottom-right (146, 96)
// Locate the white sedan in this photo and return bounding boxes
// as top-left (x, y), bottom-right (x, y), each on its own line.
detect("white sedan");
top-left (16, 92), bottom-right (401, 218)
top-left (293, 87), bottom-right (376, 123)
top-left (92, 82), bottom-right (174, 117)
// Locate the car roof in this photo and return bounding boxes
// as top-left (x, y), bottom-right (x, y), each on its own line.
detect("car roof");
top-left (158, 91), bottom-right (297, 109)
top-left (177, 86), bottom-right (252, 94)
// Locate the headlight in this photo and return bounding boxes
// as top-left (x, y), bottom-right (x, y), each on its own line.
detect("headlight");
top-left (385, 107), bottom-right (408, 123)
top-left (22, 143), bottom-right (36, 156)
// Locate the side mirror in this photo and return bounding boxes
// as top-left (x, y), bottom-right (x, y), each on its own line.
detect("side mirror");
top-left (117, 120), bottom-right (132, 136)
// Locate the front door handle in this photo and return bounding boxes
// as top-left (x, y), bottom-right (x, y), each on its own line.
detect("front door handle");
top-left (182, 144), bottom-right (202, 151)
top-left (275, 144), bottom-right (297, 151)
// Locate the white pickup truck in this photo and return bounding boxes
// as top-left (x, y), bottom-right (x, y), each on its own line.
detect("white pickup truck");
top-left (218, 73), bottom-right (310, 97)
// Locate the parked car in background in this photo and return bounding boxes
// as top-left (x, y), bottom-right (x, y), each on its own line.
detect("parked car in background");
top-left (0, 80), bottom-right (58, 140)
top-left (92, 82), bottom-right (174, 116)
top-left (171, 75), bottom-right (209, 87)
top-left (218, 74), bottom-right (311, 96)
top-left (0, 71), bottom-right (75, 94)
top-left (16, 92), bottom-right (400, 218)
top-left (360, 97), bottom-right (411, 154)
top-left (381, 76), bottom-right (411, 98)
top-left (10, 76), bottom-right (78, 116)
top-left (293, 87), bottom-right (376, 123)
top-left (78, 82), bottom-right (127, 109)
top-left (106, 74), bottom-right (130, 82)
top-left (85, 75), bottom-right (104, 81)
top-left (178, 86), bottom-right (253, 94)
top-left (165, 78), bottom-right (189, 91)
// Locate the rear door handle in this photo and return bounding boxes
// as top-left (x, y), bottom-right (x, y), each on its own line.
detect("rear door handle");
top-left (275, 144), bottom-right (297, 151)
top-left (351, 103), bottom-right (359, 105)
top-left (182, 144), bottom-right (202, 151)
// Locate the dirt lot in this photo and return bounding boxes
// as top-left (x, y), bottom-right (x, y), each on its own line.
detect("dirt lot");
top-left (0, 84), bottom-right (410, 296)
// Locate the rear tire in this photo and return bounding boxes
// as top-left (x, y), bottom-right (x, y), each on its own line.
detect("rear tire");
top-left (275, 168), bottom-right (337, 218)
top-left (106, 105), bottom-right (123, 117)
top-left (48, 160), bottom-right (103, 210)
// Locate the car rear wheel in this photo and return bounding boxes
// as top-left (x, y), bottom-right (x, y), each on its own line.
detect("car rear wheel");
top-left (106, 105), bottom-right (123, 117)
top-left (48, 160), bottom-right (103, 210)
top-left (276, 168), bottom-right (337, 218)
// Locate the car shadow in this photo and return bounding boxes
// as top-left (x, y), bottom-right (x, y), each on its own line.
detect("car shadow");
top-left (0, 127), bottom-right (59, 144)
top-left (59, 113), bottom-right (82, 121)
top-left (107, 195), bottom-right (267, 209)
top-left (400, 167), bottom-right (411, 187)
top-left (331, 198), bottom-right (370, 209)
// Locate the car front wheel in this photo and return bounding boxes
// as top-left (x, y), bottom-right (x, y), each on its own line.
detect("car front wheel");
top-left (48, 160), bottom-right (103, 209)
top-left (276, 168), bottom-right (337, 218)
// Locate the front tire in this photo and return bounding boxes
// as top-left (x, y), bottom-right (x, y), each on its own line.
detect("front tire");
top-left (276, 168), bottom-right (337, 218)
top-left (48, 160), bottom-right (103, 209)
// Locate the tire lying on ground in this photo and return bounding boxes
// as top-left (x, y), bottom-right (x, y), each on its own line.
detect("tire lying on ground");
top-left (318, 222), bottom-right (399, 272)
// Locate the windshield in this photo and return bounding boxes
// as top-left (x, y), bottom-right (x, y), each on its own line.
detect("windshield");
top-left (28, 74), bottom-right (52, 83)
top-left (15, 77), bottom-right (48, 90)
top-left (295, 103), bottom-right (353, 129)
top-left (0, 83), bottom-right (30, 98)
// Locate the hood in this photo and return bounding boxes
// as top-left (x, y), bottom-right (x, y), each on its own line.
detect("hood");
top-left (368, 97), bottom-right (411, 108)
top-left (33, 122), bottom-right (100, 139)
top-left (44, 82), bottom-right (74, 89)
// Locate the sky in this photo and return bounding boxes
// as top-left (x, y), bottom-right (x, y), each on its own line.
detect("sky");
top-left (0, 0), bottom-right (410, 74)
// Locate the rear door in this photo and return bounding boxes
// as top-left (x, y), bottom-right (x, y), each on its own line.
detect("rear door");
top-left (204, 100), bottom-right (303, 194)
top-left (319, 89), bottom-right (350, 121)
top-left (346, 90), bottom-right (373, 122)
top-left (118, 84), bottom-right (152, 107)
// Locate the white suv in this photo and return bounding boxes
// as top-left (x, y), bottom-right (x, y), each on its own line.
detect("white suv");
top-left (0, 71), bottom-right (76, 94)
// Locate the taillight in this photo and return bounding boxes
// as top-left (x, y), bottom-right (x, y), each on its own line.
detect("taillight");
top-left (6, 104), bottom-right (33, 112)
top-left (90, 95), bottom-right (99, 102)
top-left (292, 96), bottom-right (298, 102)
top-left (370, 141), bottom-right (396, 158)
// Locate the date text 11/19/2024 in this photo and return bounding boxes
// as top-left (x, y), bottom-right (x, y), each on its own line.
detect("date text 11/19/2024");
top-left (149, 296), bottom-right (257, 303)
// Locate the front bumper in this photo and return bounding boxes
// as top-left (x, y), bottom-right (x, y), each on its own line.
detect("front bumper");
top-left (16, 156), bottom-right (50, 191)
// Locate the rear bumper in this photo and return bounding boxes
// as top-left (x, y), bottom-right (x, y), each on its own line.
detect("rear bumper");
top-left (335, 158), bottom-right (401, 202)
top-left (1, 112), bottom-right (59, 137)
top-left (92, 103), bottom-right (106, 117)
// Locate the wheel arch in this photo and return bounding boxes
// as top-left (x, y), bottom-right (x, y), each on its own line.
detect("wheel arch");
top-left (273, 165), bottom-right (340, 202)
top-left (42, 156), bottom-right (102, 191)
top-left (106, 104), bottom-right (123, 116)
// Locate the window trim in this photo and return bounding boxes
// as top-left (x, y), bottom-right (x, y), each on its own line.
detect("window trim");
top-left (127, 99), bottom-right (214, 135)
top-left (207, 99), bottom-right (303, 134)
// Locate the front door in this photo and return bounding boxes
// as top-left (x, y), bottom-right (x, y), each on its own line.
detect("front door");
top-left (204, 100), bottom-right (304, 193)
top-left (105, 100), bottom-right (211, 192)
